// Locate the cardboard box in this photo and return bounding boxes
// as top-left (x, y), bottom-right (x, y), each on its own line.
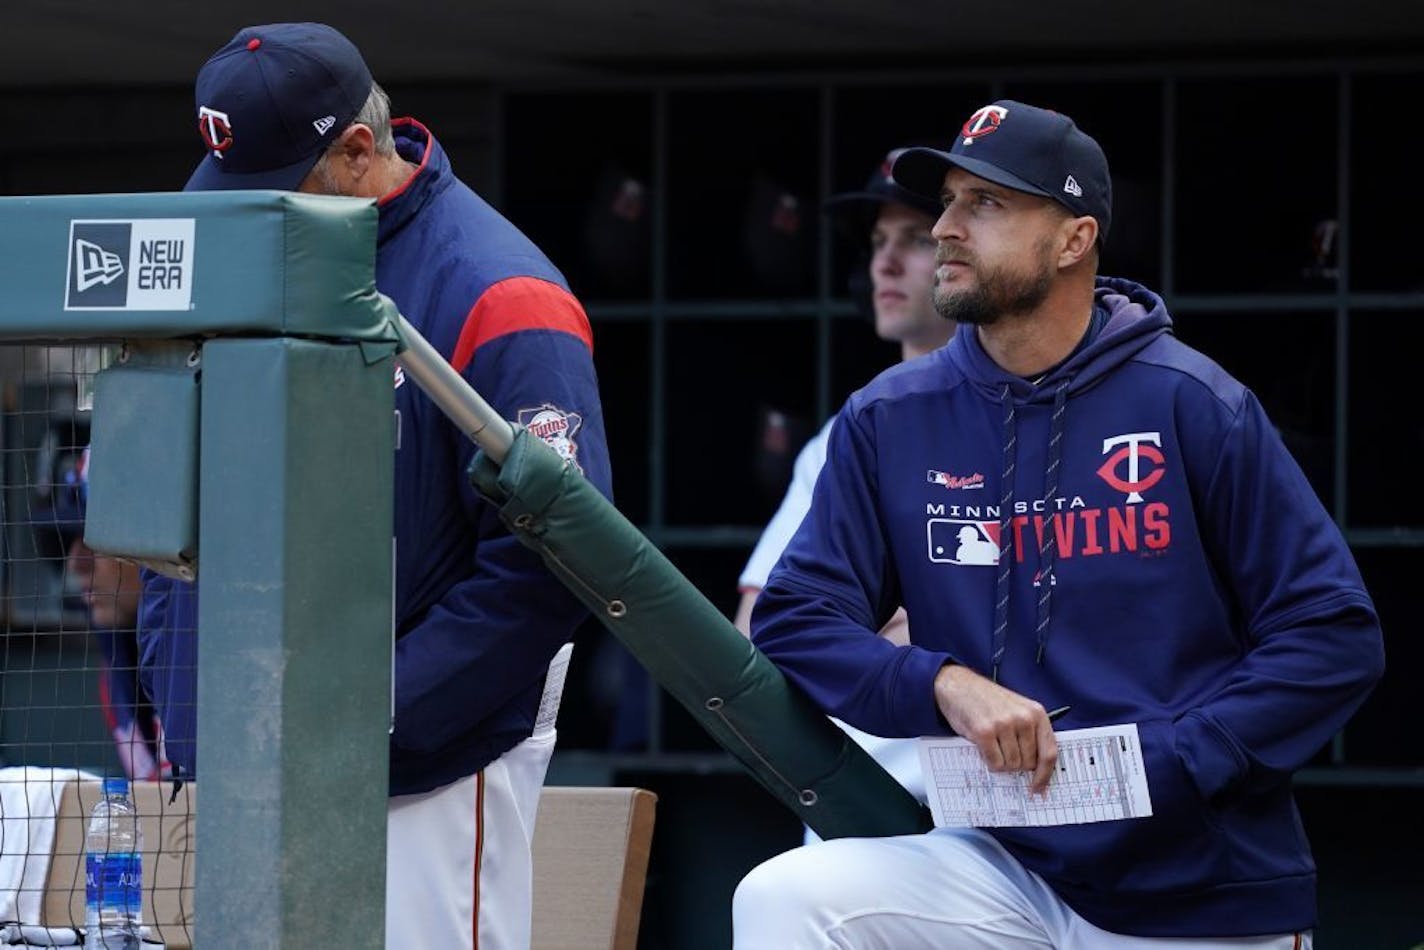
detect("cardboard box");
top-left (38, 781), bottom-right (654, 949)
top-left (41, 779), bottom-right (195, 949)
top-left (531, 786), bottom-right (656, 950)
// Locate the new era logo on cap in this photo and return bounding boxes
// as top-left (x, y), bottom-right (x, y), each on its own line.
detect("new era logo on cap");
top-left (889, 99), bottom-right (1112, 243)
top-left (313, 115), bottom-right (337, 135)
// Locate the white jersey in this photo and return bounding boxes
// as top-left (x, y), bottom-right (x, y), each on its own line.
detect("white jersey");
top-left (739, 418), bottom-right (834, 591)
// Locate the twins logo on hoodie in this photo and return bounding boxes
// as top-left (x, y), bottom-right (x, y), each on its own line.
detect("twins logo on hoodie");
top-left (1096, 432), bottom-right (1165, 504)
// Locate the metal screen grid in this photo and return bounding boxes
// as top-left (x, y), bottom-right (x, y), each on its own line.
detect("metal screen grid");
top-left (1, 343), bottom-right (194, 946)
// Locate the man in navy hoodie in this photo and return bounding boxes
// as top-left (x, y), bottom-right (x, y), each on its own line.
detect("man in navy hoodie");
top-left (733, 100), bottom-right (1382, 949)
top-left (141, 22), bottom-right (610, 949)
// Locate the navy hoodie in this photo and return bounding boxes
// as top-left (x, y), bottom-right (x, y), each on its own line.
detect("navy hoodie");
top-left (138, 120), bottom-right (611, 796)
top-left (751, 276), bottom-right (1383, 937)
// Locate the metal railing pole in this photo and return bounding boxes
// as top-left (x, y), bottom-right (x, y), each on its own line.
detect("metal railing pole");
top-left (394, 314), bottom-right (514, 462)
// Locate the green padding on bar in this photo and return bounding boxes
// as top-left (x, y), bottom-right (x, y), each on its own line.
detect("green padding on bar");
top-left (0, 190), bottom-right (399, 345)
top-left (471, 428), bottom-right (933, 841)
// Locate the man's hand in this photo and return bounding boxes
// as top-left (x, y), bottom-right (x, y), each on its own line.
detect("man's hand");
top-left (933, 664), bottom-right (1058, 794)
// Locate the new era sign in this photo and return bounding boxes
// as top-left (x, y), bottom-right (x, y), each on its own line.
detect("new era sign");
top-left (65, 218), bottom-right (196, 310)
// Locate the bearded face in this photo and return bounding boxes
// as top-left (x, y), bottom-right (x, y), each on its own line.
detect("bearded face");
top-left (932, 233), bottom-right (1056, 327)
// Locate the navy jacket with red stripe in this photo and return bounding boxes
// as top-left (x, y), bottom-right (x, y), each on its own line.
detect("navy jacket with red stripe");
top-left (138, 120), bottom-right (611, 795)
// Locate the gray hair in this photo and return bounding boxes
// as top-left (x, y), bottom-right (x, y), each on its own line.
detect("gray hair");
top-left (352, 81), bottom-right (395, 155)
top-left (306, 82), bottom-right (395, 195)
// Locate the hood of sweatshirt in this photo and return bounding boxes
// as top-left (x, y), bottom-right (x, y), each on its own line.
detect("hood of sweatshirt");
top-left (948, 275), bottom-right (1174, 404)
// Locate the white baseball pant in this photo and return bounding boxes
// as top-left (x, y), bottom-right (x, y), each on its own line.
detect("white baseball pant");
top-left (734, 826), bottom-right (1310, 950)
top-left (804, 719), bottom-right (925, 847)
top-left (384, 642), bottom-right (572, 949)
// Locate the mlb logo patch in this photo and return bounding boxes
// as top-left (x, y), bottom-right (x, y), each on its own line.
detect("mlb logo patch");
top-left (926, 518), bottom-right (1000, 566)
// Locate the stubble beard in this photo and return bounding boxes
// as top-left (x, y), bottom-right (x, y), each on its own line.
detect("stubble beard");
top-left (933, 238), bottom-right (1055, 327)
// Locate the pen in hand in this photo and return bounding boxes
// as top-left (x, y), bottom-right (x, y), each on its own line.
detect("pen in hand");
top-left (1046, 705), bottom-right (1071, 723)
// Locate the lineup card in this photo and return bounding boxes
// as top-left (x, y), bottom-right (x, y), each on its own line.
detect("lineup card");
top-left (918, 724), bottom-right (1153, 827)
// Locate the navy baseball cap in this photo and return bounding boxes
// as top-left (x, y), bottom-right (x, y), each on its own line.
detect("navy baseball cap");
top-left (824, 147), bottom-right (943, 233)
top-left (185, 22), bottom-right (373, 193)
top-left (892, 100), bottom-right (1111, 241)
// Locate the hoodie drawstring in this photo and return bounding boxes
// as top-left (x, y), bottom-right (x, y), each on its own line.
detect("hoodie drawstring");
top-left (992, 378), bottom-right (1070, 681)
top-left (1034, 379), bottom-right (1070, 664)
top-left (991, 383), bottom-right (1015, 683)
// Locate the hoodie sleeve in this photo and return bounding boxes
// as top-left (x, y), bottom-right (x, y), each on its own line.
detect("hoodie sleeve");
top-left (751, 400), bottom-right (955, 738)
top-left (1176, 389), bottom-right (1384, 802)
top-left (390, 277), bottom-right (611, 754)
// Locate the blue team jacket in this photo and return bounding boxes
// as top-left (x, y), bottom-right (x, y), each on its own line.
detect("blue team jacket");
top-left (139, 120), bottom-right (611, 796)
top-left (751, 276), bottom-right (1384, 938)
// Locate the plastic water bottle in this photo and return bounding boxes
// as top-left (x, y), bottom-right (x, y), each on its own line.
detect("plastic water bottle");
top-left (83, 776), bottom-right (142, 950)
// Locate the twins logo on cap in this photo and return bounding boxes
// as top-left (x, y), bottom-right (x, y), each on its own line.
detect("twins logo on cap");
top-left (198, 106), bottom-right (233, 158)
top-left (961, 105), bottom-right (1008, 145)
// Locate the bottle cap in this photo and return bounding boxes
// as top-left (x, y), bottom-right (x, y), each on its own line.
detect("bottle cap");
top-left (101, 776), bottom-right (130, 797)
